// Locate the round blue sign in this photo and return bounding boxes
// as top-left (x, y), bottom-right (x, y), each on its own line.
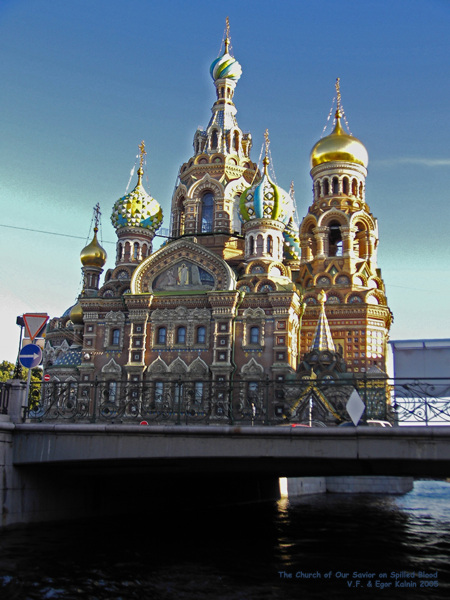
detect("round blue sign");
top-left (19, 344), bottom-right (42, 369)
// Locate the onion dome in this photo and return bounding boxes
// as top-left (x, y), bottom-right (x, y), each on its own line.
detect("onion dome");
top-left (210, 33), bottom-right (242, 82)
top-left (69, 301), bottom-right (83, 324)
top-left (111, 166), bottom-right (163, 232)
top-left (310, 109), bottom-right (368, 169)
top-left (80, 227), bottom-right (107, 268)
top-left (283, 217), bottom-right (302, 260)
top-left (239, 156), bottom-right (293, 224)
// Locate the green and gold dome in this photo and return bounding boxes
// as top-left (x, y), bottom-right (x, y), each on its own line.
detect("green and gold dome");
top-left (111, 163), bottom-right (163, 233)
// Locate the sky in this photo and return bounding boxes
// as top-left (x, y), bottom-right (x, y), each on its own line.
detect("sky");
top-left (0, 0), bottom-right (449, 364)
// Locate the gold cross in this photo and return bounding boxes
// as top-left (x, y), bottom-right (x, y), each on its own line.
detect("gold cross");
top-left (139, 140), bottom-right (146, 170)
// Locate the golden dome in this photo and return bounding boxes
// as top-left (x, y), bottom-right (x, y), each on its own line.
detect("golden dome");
top-left (80, 227), bottom-right (107, 268)
top-left (310, 113), bottom-right (368, 169)
top-left (69, 301), bottom-right (84, 324)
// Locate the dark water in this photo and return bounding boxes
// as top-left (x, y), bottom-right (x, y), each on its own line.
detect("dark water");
top-left (1, 480), bottom-right (450, 599)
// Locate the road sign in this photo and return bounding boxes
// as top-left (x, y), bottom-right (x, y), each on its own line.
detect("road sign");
top-left (19, 344), bottom-right (42, 369)
top-left (23, 313), bottom-right (49, 341)
top-left (44, 374), bottom-right (51, 382)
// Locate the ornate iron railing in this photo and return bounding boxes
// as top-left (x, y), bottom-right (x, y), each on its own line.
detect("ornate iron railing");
top-left (24, 376), bottom-right (450, 426)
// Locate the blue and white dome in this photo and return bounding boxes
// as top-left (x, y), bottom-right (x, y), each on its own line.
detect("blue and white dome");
top-left (239, 158), bottom-right (294, 224)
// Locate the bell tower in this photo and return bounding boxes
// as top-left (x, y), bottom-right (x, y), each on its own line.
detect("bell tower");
top-left (297, 79), bottom-right (393, 373)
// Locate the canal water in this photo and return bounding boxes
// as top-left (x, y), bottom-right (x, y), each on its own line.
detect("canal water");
top-left (1, 479), bottom-right (449, 599)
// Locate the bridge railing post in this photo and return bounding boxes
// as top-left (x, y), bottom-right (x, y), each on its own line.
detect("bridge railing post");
top-left (92, 378), bottom-right (99, 423)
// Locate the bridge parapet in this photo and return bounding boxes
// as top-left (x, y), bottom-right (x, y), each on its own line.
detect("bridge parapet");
top-left (21, 377), bottom-right (450, 427)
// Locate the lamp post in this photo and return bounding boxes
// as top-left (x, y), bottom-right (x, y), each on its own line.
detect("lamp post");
top-left (13, 316), bottom-right (24, 379)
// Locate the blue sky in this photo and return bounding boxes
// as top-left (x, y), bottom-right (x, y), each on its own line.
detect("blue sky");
top-left (0, 0), bottom-right (449, 363)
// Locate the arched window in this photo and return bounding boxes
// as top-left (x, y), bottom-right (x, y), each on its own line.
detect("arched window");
top-left (157, 326), bottom-right (166, 344)
top-left (250, 326), bottom-right (260, 344)
top-left (359, 182), bottom-right (364, 198)
top-left (117, 243), bottom-right (123, 261)
top-left (196, 326), bottom-right (206, 344)
top-left (352, 178), bottom-right (358, 196)
top-left (267, 235), bottom-right (273, 255)
top-left (112, 329), bottom-right (120, 345)
top-left (133, 242), bottom-right (139, 260)
top-left (343, 177), bottom-right (349, 195)
top-left (249, 236), bottom-right (255, 255)
top-left (177, 326), bottom-right (186, 344)
top-left (211, 130), bottom-right (218, 150)
top-left (332, 177), bottom-right (339, 194)
top-left (256, 234), bottom-right (264, 254)
top-left (201, 192), bottom-right (214, 233)
top-left (328, 221), bottom-right (343, 257)
top-left (316, 181), bottom-right (321, 199)
top-left (323, 179), bottom-right (330, 195)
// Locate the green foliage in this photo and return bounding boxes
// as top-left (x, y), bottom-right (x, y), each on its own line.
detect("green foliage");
top-left (0, 360), bottom-right (43, 383)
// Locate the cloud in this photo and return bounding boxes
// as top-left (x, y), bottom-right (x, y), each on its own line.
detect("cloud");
top-left (374, 157), bottom-right (450, 167)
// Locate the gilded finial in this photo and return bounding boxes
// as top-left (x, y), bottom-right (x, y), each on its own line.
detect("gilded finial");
top-left (335, 77), bottom-right (342, 118)
top-left (137, 140), bottom-right (146, 184)
top-left (224, 16), bottom-right (230, 53)
top-left (139, 140), bottom-right (146, 170)
top-left (93, 203), bottom-right (101, 231)
top-left (263, 128), bottom-right (270, 173)
top-left (290, 180), bottom-right (295, 200)
top-left (318, 289), bottom-right (327, 305)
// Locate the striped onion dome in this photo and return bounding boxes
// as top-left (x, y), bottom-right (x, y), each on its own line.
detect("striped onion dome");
top-left (239, 157), bottom-right (293, 224)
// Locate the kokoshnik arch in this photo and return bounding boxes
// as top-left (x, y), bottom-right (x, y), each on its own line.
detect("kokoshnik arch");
top-left (43, 20), bottom-right (393, 419)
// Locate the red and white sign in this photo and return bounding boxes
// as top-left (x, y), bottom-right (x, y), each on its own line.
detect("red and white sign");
top-left (44, 374), bottom-right (51, 382)
top-left (23, 313), bottom-right (49, 341)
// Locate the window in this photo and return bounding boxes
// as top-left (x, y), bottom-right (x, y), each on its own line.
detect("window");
top-left (112, 329), bottom-right (120, 345)
top-left (157, 326), bottom-right (166, 344)
top-left (332, 177), bottom-right (339, 194)
top-left (196, 326), bottom-right (206, 344)
top-left (343, 177), bottom-right (349, 195)
top-left (249, 236), bottom-right (254, 255)
top-left (267, 235), bottom-right (273, 255)
top-left (194, 381), bottom-right (203, 403)
top-left (154, 381), bottom-right (164, 403)
top-left (174, 382), bottom-right (184, 403)
top-left (177, 326), bottom-right (186, 344)
top-left (133, 242), bottom-right (139, 260)
top-left (201, 192), bottom-right (214, 233)
top-left (250, 326), bottom-right (260, 344)
top-left (108, 382), bottom-right (117, 402)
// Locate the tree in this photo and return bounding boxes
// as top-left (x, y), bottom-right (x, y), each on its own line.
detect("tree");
top-left (0, 360), bottom-right (43, 383)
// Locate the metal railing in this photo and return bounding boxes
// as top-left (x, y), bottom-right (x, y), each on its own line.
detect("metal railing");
top-left (23, 376), bottom-right (450, 426)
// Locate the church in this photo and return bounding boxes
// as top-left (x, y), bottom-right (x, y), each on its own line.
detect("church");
top-left (43, 22), bottom-right (393, 423)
